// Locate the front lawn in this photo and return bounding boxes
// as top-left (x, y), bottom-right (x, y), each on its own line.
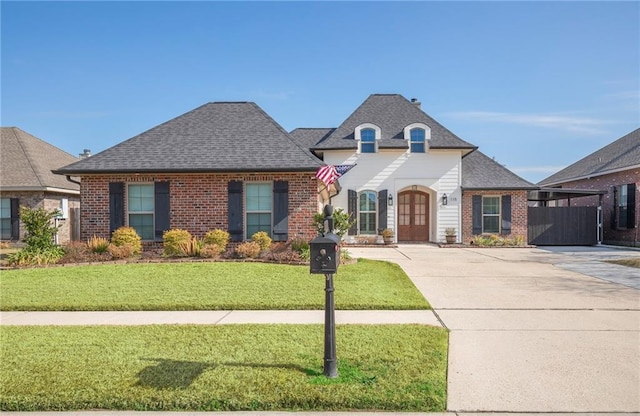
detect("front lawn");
top-left (0, 259), bottom-right (429, 311)
top-left (0, 324), bottom-right (448, 411)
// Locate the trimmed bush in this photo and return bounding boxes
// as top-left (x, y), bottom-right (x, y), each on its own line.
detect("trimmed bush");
top-left (251, 231), bottom-right (272, 251)
top-left (203, 229), bottom-right (229, 253)
top-left (163, 229), bottom-right (193, 257)
top-left (235, 241), bottom-right (261, 258)
top-left (108, 244), bottom-right (134, 259)
top-left (200, 244), bottom-right (221, 259)
top-left (111, 227), bottom-right (142, 255)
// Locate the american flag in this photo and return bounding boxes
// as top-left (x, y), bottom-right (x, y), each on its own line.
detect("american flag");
top-left (315, 164), bottom-right (356, 186)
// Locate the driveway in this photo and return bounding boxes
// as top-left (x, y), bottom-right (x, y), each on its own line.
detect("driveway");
top-left (347, 245), bottom-right (640, 412)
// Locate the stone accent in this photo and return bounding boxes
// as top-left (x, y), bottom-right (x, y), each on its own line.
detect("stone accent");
top-left (461, 190), bottom-right (529, 244)
top-left (80, 172), bottom-right (319, 243)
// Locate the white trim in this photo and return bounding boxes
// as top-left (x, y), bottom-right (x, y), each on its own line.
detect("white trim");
top-left (0, 186), bottom-right (80, 195)
top-left (541, 165), bottom-right (640, 187)
top-left (355, 123), bottom-right (381, 153)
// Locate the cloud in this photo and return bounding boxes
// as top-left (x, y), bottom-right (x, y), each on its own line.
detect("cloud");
top-left (444, 111), bottom-right (610, 135)
top-left (604, 90), bottom-right (640, 100)
top-left (510, 165), bottom-right (567, 175)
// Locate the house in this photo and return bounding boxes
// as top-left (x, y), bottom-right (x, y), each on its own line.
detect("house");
top-left (538, 128), bottom-right (639, 247)
top-left (54, 102), bottom-right (324, 245)
top-left (292, 94), bottom-right (536, 244)
top-left (0, 127), bottom-right (80, 243)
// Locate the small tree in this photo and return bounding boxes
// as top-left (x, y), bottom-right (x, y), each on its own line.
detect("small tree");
top-left (19, 206), bottom-right (61, 250)
top-left (313, 208), bottom-right (355, 238)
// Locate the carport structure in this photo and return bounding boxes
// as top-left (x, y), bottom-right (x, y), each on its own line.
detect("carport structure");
top-left (528, 188), bottom-right (607, 245)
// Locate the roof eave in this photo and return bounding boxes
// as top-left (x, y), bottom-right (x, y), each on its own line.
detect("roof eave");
top-left (0, 185), bottom-right (80, 195)
top-left (539, 164), bottom-right (640, 187)
top-left (53, 167), bottom-right (320, 175)
top-left (461, 186), bottom-right (539, 191)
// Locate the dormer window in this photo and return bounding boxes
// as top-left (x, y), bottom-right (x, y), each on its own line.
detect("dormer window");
top-left (403, 123), bottom-right (430, 153)
top-left (410, 128), bottom-right (426, 153)
top-left (355, 123), bottom-right (381, 153)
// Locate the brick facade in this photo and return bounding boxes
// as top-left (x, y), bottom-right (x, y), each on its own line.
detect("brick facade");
top-left (461, 190), bottom-right (529, 244)
top-left (0, 191), bottom-right (80, 243)
top-left (552, 168), bottom-right (639, 247)
top-left (80, 172), bottom-right (319, 244)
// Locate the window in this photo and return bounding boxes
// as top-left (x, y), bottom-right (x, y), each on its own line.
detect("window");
top-left (614, 183), bottom-right (636, 230)
top-left (409, 128), bottom-right (426, 153)
top-left (360, 128), bottom-right (376, 153)
top-left (0, 198), bottom-right (11, 240)
top-left (128, 184), bottom-right (154, 240)
top-left (482, 196), bottom-right (500, 233)
top-left (246, 183), bottom-right (272, 239)
top-left (358, 190), bottom-right (377, 234)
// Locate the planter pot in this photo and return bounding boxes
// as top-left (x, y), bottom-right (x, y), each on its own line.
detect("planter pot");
top-left (383, 236), bottom-right (393, 245)
top-left (445, 235), bottom-right (457, 244)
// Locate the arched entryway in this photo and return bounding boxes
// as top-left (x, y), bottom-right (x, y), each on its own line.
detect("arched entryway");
top-left (397, 190), bottom-right (430, 242)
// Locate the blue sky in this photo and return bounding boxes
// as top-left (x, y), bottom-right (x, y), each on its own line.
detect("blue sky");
top-left (2, 1), bottom-right (638, 183)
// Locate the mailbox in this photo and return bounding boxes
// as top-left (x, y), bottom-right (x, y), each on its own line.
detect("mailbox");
top-left (310, 232), bottom-right (340, 274)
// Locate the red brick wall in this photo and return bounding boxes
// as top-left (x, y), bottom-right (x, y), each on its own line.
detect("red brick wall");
top-left (461, 190), bottom-right (529, 243)
top-left (551, 168), bottom-right (639, 247)
top-left (80, 172), bottom-right (319, 243)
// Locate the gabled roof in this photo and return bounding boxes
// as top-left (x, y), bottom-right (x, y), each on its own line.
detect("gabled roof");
top-left (55, 102), bottom-right (323, 175)
top-left (462, 150), bottom-right (537, 190)
top-left (539, 128), bottom-right (640, 186)
top-left (289, 128), bottom-right (335, 149)
top-left (0, 127), bottom-right (79, 192)
top-left (311, 94), bottom-right (477, 151)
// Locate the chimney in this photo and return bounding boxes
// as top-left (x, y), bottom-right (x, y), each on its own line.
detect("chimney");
top-left (79, 149), bottom-right (91, 159)
top-left (410, 98), bottom-right (421, 109)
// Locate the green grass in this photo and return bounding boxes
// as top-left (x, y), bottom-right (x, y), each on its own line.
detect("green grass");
top-left (0, 324), bottom-right (448, 411)
top-left (0, 259), bottom-right (429, 311)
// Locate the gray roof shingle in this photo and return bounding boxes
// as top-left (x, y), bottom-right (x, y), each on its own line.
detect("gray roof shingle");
top-left (289, 128), bottom-right (335, 149)
top-left (539, 128), bottom-right (640, 186)
top-left (311, 94), bottom-right (477, 151)
top-left (462, 150), bottom-right (537, 190)
top-left (55, 102), bottom-right (323, 174)
top-left (0, 127), bottom-right (80, 191)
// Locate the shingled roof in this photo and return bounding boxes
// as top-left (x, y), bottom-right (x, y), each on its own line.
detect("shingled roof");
top-left (461, 150), bottom-right (537, 190)
top-left (55, 102), bottom-right (323, 175)
top-left (539, 128), bottom-right (640, 186)
top-left (311, 94), bottom-right (477, 151)
top-left (289, 128), bottom-right (335, 148)
top-left (0, 127), bottom-right (79, 192)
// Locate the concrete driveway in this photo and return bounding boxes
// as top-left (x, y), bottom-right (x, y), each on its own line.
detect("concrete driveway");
top-left (347, 245), bottom-right (640, 413)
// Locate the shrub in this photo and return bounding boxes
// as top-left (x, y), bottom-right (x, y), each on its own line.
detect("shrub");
top-left (235, 241), bottom-right (261, 258)
top-left (87, 235), bottom-right (110, 253)
top-left (6, 246), bottom-right (64, 266)
top-left (203, 229), bottom-right (230, 253)
top-left (251, 231), bottom-right (272, 251)
top-left (0, 241), bottom-right (12, 249)
top-left (291, 237), bottom-right (309, 253)
top-left (59, 241), bottom-right (106, 264)
top-left (177, 238), bottom-right (203, 257)
top-left (163, 229), bottom-right (193, 257)
top-left (313, 208), bottom-right (355, 238)
top-left (200, 244), bottom-right (221, 259)
top-left (111, 227), bottom-right (142, 254)
top-left (19, 206), bottom-right (61, 251)
top-left (108, 244), bottom-right (134, 260)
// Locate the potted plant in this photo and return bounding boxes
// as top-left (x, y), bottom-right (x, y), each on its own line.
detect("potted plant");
top-left (444, 227), bottom-right (457, 244)
top-left (381, 228), bottom-right (394, 245)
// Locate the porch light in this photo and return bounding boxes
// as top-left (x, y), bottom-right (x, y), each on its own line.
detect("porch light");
top-left (388, 193), bottom-right (393, 206)
top-left (442, 193), bottom-right (448, 205)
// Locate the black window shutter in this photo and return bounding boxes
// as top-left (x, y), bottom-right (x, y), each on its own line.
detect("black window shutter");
top-left (627, 183), bottom-right (636, 228)
top-left (10, 198), bottom-right (20, 240)
top-left (472, 195), bottom-right (482, 235)
top-left (378, 189), bottom-right (388, 233)
top-left (272, 181), bottom-right (289, 241)
top-left (611, 186), bottom-right (618, 230)
top-left (501, 195), bottom-right (512, 235)
top-left (154, 181), bottom-right (170, 240)
top-left (348, 189), bottom-right (357, 235)
top-left (228, 181), bottom-right (244, 242)
top-left (109, 182), bottom-right (125, 235)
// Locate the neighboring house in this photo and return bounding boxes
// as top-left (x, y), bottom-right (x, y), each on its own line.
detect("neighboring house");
top-left (0, 127), bottom-right (81, 243)
top-left (292, 94), bottom-right (536, 244)
top-left (54, 102), bottom-right (323, 245)
top-left (538, 128), bottom-right (639, 247)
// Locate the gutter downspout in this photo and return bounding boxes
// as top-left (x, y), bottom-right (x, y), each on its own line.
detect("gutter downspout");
top-left (65, 175), bottom-right (81, 186)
